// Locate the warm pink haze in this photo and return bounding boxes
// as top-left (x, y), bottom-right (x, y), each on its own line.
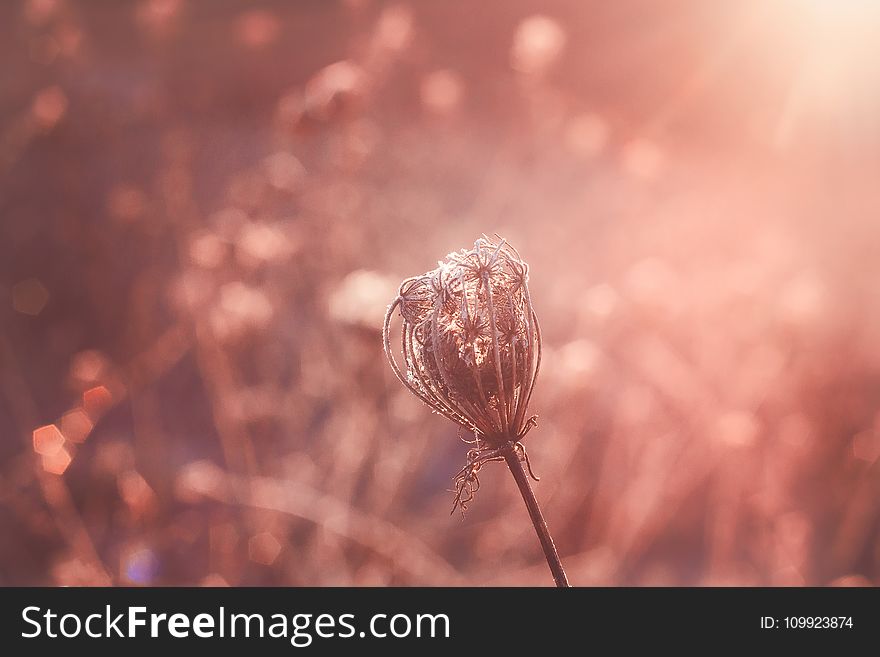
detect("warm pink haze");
top-left (1, 0), bottom-right (879, 586)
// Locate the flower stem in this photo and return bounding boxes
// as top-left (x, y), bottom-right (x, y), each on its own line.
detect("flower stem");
top-left (501, 443), bottom-right (570, 587)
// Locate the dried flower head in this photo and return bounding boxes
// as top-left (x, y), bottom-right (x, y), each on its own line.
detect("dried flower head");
top-left (384, 236), bottom-right (542, 512)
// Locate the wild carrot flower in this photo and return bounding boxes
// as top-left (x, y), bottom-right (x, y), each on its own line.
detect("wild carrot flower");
top-left (384, 236), bottom-right (569, 586)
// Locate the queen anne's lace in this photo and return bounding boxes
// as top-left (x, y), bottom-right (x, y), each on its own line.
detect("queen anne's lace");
top-left (384, 236), bottom-right (542, 512)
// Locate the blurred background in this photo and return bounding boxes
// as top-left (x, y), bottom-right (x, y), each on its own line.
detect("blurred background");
top-left (2, 0), bottom-right (880, 586)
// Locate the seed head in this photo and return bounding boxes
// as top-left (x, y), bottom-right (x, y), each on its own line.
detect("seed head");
top-left (383, 236), bottom-right (541, 448)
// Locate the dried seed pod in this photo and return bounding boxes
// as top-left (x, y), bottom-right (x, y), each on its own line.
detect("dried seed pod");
top-left (384, 239), bottom-right (569, 586)
top-left (383, 236), bottom-right (541, 448)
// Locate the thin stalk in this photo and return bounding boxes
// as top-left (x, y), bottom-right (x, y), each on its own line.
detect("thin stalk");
top-left (501, 443), bottom-right (570, 587)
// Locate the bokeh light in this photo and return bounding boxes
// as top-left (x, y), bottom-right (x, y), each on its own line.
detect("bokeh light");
top-left (2, 0), bottom-right (880, 587)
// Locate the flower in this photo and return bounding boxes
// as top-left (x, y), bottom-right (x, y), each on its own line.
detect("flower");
top-left (383, 236), bottom-right (541, 448)
top-left (384, 238), bottom-right (569, 585)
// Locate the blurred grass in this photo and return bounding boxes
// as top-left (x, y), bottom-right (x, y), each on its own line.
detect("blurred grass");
top-left (1, 0), bottom-right (880, 586)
